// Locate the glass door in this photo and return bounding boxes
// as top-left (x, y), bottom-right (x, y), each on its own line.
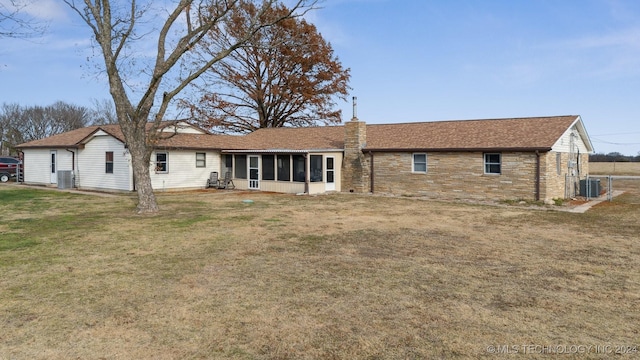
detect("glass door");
top-left (249, 155), bottom-right (259, 189)
top-left (50, 150), bottom-right (57, 184)
top-left (325, 156), bottom-right (335, 191)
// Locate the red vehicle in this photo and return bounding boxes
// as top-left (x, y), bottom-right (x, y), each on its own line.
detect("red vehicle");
top-left (0, 156), bottom-right (21, 182)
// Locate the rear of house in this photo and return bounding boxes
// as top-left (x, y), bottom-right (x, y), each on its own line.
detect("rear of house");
top-left (16, 115), bottom-right (593, 202)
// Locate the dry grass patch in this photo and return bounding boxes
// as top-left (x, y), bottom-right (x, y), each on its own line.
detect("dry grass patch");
top-left (1, 186), bottom-right (639, 359)
top-left (590, 162), bottom-right (640, 175)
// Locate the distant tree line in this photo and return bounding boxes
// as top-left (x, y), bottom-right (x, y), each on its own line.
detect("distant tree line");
top-left (590, 152), bottom-right (640, 162)
top-left (0, 100), bottom-right (116, 156)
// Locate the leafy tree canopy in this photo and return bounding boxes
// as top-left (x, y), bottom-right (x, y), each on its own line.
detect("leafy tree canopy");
top-left (185, 1), bottom-right (350, 133)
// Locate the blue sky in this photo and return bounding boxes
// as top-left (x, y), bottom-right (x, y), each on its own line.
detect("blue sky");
top-left (2, 0), bottom-right (640, 155)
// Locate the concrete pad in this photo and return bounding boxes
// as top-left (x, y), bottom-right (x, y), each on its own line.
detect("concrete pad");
top-left (565, 190), bottom-right (625, 213)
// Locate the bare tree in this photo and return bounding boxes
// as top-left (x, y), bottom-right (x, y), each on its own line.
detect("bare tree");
top-left (0, 0), bottom-right (47, 38)
top-left (89, 98), bottom-right (118, 125)
top-left (0, 103), bottom-right (19, 155)
top-left (0, 101), bottom-right (91, 154)
top-left (63, 0), bottom-right (314, 214)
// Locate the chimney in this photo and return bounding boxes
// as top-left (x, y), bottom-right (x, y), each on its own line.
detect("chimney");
top-left (342, 96), bottom-right (370, 193)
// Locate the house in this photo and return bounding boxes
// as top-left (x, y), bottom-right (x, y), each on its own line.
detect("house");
top-left (16, 115), bottom-right (593, 201)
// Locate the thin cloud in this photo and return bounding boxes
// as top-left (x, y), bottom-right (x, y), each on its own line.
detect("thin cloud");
top-left (568, 27), bottom-right (640, 49)
top-left (21, 0), bottom-right (68, 21)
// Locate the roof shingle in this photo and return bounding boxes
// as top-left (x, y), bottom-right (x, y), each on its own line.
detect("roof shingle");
top-left (17, 115), bottom-right (581, 152)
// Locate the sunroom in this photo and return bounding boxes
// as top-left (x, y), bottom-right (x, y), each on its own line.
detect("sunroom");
top-left (220, 151), bottom-right (342, 194)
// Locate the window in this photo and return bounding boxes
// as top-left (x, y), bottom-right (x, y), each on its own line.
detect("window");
top-left (221, 154), bottom-right (233, 178)
top-left (156, 152), bottom-right (168, 173)
top-left (225, 154), bottom-right (233, 168)
top-left (196, 152), bottom-right (206, 168)
top-left (262, 155), bottom-right (275, 180)
top-left (556, 152), bottom-right (562, 175)
top-left (234, 155), bottom-right (247, 179)
top-left (277, 155), bottom-right (290, 181)
top-left (293, 155), bottom-right (305, 182)
top-left (105, 152), bottom-right (114, 174)
top-left (484, 153), bottom-right (501, 174)
top-left (310, 155), bottom-right (323, 182)
top-left (412, 153), bottom-right (427, 173)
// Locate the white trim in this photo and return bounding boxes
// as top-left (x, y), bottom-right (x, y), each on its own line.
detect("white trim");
top-left (248, 155), bottom-right (259, 189)
top-left (412, 153), bottom-right (427, 173)
top-left (483, 153), bottom-right (501, 175)
top-left (155, 152), bottom-right (168, 173)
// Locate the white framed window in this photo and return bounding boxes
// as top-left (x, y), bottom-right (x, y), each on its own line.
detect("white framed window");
top-left (412, 153), bottom-right (427, 173)
top-left (484, 153), bottom-right (501, 174)
top-left (196, 152), bottom-right (206, 168)
top-left (156, 152), bottom-right (168, 173)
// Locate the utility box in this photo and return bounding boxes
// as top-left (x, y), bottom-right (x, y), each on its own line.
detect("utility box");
top-left (57, 170), bottom-right (74, 189)
top-left (580, 178), bottom-right (600, 198)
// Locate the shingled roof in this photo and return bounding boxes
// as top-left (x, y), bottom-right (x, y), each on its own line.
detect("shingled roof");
top-left (221, 115), bottom-right (583, 152)
top-left (364, 115), bottom-right (582, 151)
top-left (17, 115), bottom-right (586, 152)
top-left (15, 123), bottom-right (239, 150)
top-left (234, 126), bottom-right (345, 150)
top-left (16, 124), bottom-right (125, 148)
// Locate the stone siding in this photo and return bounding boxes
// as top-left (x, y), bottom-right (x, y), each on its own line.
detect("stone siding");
top-left (372, 151), bottom-right (541, 200)
top-left (543, 151), bottom-right (590, 199)
top-left (342, 119), bottom-right (370, 192)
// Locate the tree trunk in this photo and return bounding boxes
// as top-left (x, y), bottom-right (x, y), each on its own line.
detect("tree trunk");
top-left (127, 129), bottom-right (159, 214)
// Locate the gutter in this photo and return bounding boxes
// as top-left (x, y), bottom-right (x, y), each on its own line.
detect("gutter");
top-left (66, 148), bottom-right (78, 188)
top-left (304, 152), bottom-right (309, 194)
top-left (362, 147), bottom-right (553, 153)
top-left (221, 149), bottom-right (343, 154)
top-left (535, 151), bottom-right (541, 201)
top-left (65, 149), bottom-right (76, 171)
top-left (369, 151), bottom-right (374, 193)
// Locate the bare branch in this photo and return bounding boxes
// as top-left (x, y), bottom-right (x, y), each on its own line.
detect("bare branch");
top-left (0, 0), bottom-right (49, 38)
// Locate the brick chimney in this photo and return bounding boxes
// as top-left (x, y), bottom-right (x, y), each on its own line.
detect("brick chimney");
top-left (342, 98), bottom-right (370, 193)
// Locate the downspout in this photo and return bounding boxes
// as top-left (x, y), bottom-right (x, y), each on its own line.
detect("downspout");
top-left (65, 149), bottom-right (76, 171)
top-left (369, 151), bottom-right (374, 193)
top-left (535, 151), bottom-right (540, 201)
top-left (304, 152), bottom-right (309, 194)
top-left (576, 148), bottom-right (580, 178)
top-left (66, 149), bottom-right (76, 188)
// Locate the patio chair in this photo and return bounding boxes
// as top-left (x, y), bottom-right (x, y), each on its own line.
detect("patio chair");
top-left (206, 171), bottom-right (219, 189)
top-left (217, 171), bottom-right (235, 190)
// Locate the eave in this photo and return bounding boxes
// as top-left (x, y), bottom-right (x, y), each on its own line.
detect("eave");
top-left (362, 147), bottom-right (553, 153)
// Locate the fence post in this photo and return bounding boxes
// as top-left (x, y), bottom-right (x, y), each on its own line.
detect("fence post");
top-left (608, 175), bottom-right (612, 202)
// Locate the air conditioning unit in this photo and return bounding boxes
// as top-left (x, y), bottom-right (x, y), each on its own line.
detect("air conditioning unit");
top-left (580, 178), bottom-right (600, 198)
top-left (57, 170), bottom-right (74, 189)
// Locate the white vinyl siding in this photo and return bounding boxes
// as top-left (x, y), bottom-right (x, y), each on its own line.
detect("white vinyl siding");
top-left (150, 150), bottom-right (222, 190)
top-left (22, 149), bottom-right (73, 185)
top-left (78, 135), bottom-right (131, 191)
top-left (551, 125), bottom-right (591, 153)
